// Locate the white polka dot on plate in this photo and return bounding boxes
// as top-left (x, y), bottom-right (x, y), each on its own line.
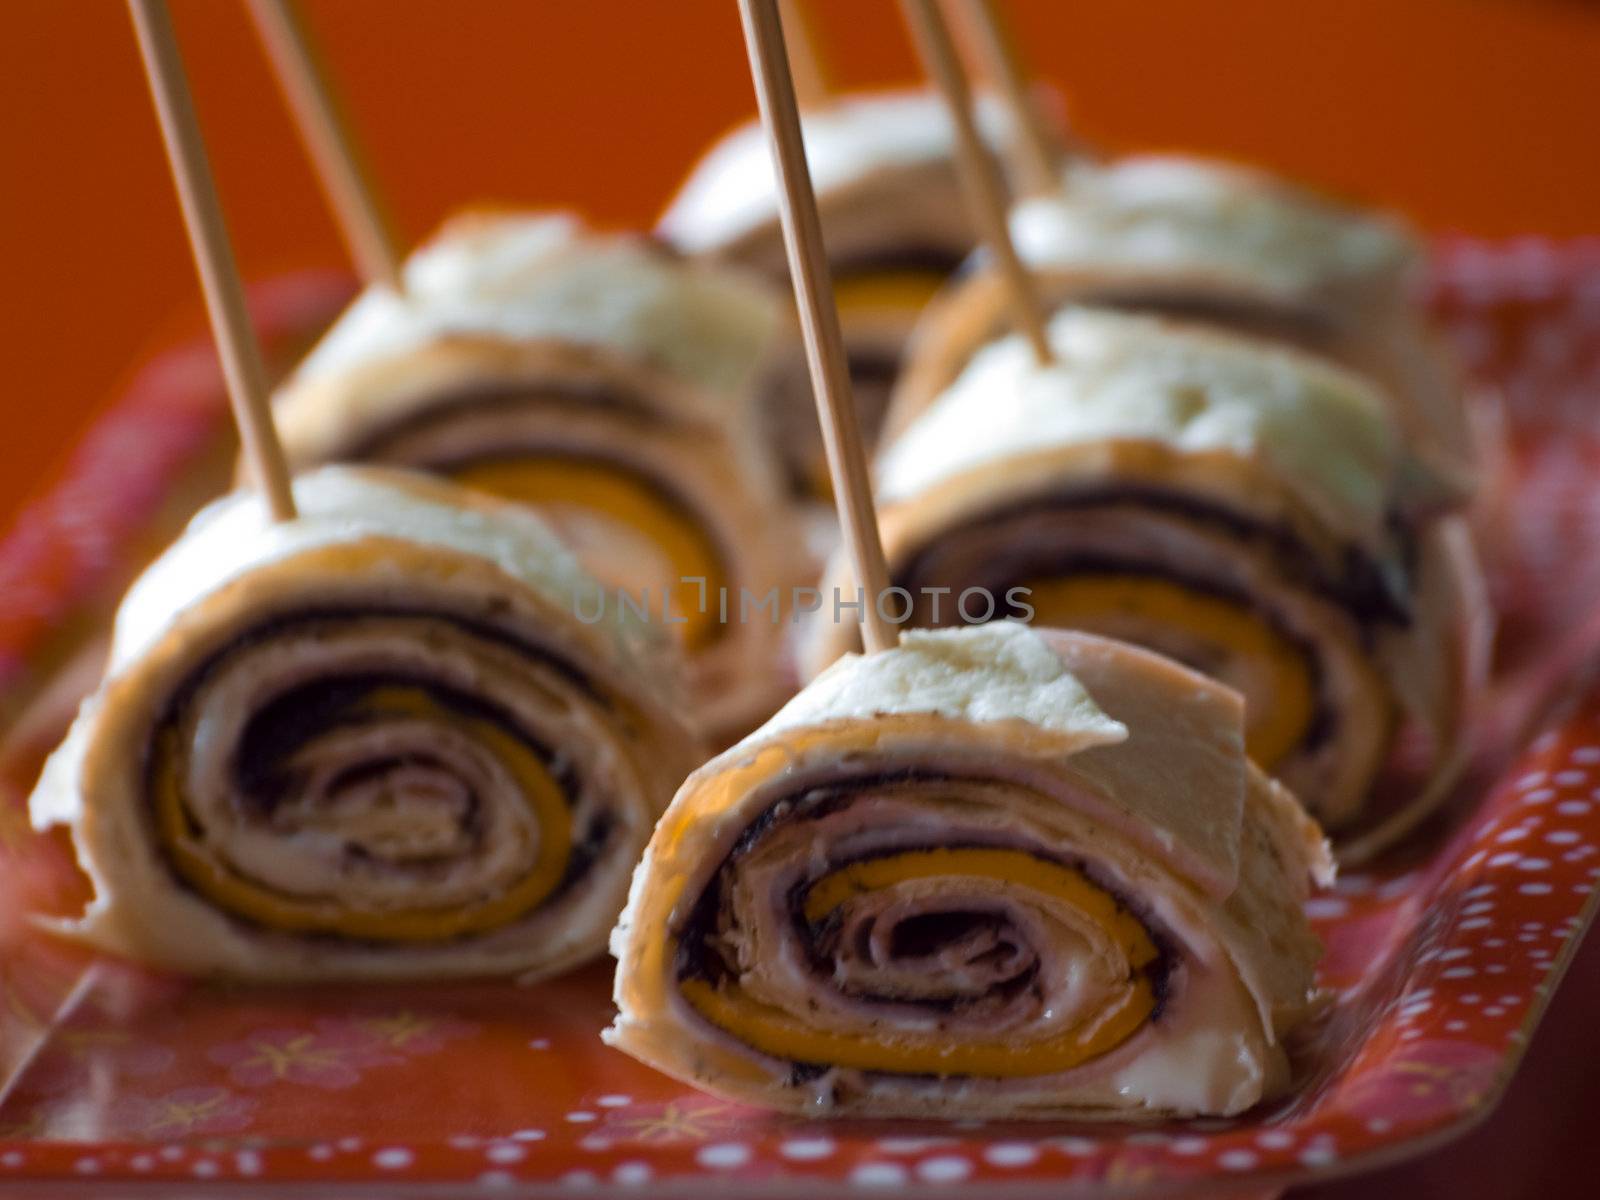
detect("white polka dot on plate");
top-left (1257, 1130), bottom-right (1294, 1150)
top-left (596, 1095), bottom-right (631, 1108)
top-left (1219, 1149), bottom-right (1258, 1170)
top-left (916, 1156), bottom-right (972, 1183)
top-left (373, 1148), bottom-right (413, 1171)
top-left (485, 1144), bottom-right (525, 1164)
top-left (1520, 882), bottom-right (1554, 895)
top-left (192, 1162), bottom-right (218, 1178)
top-left (983, 1143), bottom-right (1039, 1167)
top-left (851, 1162), bottom-right (909, 1187)
top-left (696, 1144), bottom-right (751, 1170)
top-left (1300, 1146), bottom-right (1339, 1167)
top-left (1170, 1136), bottom-right (1207, 1156)
top-left (780, 1137), bottom-right (835, 1161)
top-left (478, 1170), bottom-right (518, 1189)
top-left (612, 1162), bottom-right (652, 1186)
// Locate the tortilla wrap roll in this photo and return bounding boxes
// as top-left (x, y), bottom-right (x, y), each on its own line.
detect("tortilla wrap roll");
top-left (607, 623), bottom-right (1331, 1119)
top-left (268, 212), bottom-right (808, 736)
top-left (659, 90), bottom-right (1020, 496)
top-left (886, 156), bottom-right (1477, 496)
top-left (29, 466), bottom-right (701, 982)
top-left (808, 309), bottom-right (1487, 839)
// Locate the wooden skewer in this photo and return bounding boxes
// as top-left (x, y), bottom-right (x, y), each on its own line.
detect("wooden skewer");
top-left (778, 0), bottom-right (830, 111)
top-left (244, 0), bottom-right (402, 290)
top-left (901, 0), bottom-right (1054, 366)
top-left (945, 0), bottom-right (1059, 196)
top-left (128, 0), bottom-right (297, 521)
top-left (737, 0), bottom-right (896, 655)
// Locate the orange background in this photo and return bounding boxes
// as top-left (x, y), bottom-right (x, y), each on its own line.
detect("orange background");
top-left (3, 0), bottom-right (1599, 524)
top-left (1, 5), bottom-right (1599, 1194)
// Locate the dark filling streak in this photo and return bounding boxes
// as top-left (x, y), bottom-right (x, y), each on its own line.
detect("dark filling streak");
top-left (144, 608), bottom-right (615, 945)
top-left (896, 484), bottom-right (1414, 630)
top-left (675, 774), bottom-right (1174, 1077)
top-left (845, 349), bottom-right (903, 393)
top-left (760, 346), bottom-right (903, 496)
top-left (1092, 291), bottom-right (1338, 345)
top-left (889, 910), bottom-right (1004, 959)
top-left (341, 380), bottom-right (671, 462)
top-left (829, 244), bottom-right (968, 280)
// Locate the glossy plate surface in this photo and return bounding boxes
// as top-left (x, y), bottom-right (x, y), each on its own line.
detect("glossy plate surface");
top-left (2, 242), bottom-right (1599, 1196)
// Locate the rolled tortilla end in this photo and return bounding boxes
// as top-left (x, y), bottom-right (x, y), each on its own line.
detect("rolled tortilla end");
top-left (607, 624), bottom-right (1330, 1120)
top-left (29, 466), bottom-right (702, 982)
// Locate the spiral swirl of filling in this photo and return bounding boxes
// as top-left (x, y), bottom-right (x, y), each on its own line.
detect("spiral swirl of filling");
top-left (674, 773), bottom-right (1171, 1080)
top-left (144, 602), bottom-right (651, 946)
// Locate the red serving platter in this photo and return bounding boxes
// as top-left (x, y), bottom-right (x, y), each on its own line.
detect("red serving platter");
top-left (2, 240), bottom-right (1600, 1197)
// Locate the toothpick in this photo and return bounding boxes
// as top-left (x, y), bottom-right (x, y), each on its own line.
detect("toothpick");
top-left (737, 0), bottom-right (896, 655)
top-left (946, 0), bottom-right (1059, 196)
top-left (128, 0), bottom-right (297, 521)
top-left (902, 0), bottom-right (1054, 365)
top-left (778, 0), bottom-right (830, 111)
top-left (244, 0), bottom-right (402, 290)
